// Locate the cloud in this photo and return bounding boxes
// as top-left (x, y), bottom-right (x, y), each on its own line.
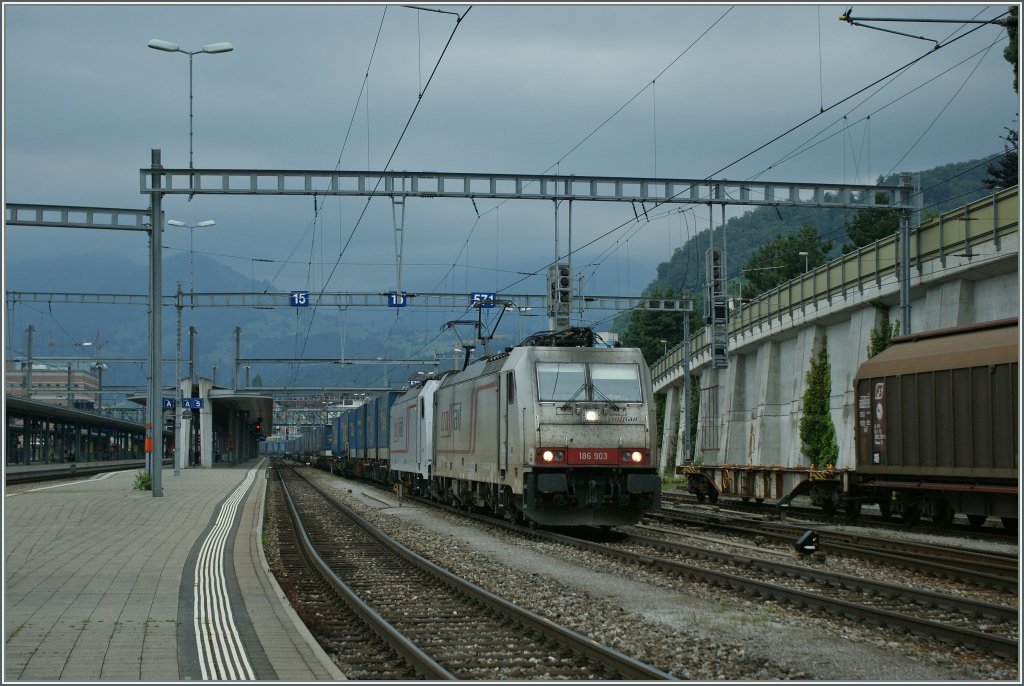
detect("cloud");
top-left (5, 2), bottom-right (1015, 301)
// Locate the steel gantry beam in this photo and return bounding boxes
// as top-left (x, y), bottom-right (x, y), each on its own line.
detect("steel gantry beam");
top-left (5, 204), bottom-right (152, 230)
top-left (138, 167), bottom-right (915, 209)
top-left (7, 290), bottom-right (695, 312)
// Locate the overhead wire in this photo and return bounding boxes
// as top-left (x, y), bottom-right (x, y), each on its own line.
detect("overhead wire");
top-left (360, 6), bottom-right (1009, 387)
top-left (506, 9), bottom-right (1010, 296)
top-left (291, 6), bottom-right (472, 387)
top-left (265, 7), bottom-right (389, 292)
top-left (430, 5), bottom-right (733, 307)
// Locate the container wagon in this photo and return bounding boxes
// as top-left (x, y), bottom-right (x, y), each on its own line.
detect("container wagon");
top-left (852, 318), bottom-right (1019, 528)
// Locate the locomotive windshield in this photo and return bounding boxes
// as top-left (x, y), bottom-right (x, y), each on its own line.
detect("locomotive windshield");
top-left (536, 362), bottom-right (642, 402)
top-left (590, 363), bottom-right (642, 402)
top-left (536, 362), bottom-right (586, 401)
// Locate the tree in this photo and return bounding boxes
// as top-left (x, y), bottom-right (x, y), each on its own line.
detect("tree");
top-left (618, 285), bottom-right (690, 365)
top-left (252, 374), bottom-right (264, 388)
top-left (799, 336), bottom-right (838, 469)
top-left (841, 191), bottom-right (900, 254)
top-left (985, 126), bottom-right (1018, 191)
top-left (1003, 5), bottom-right (1018, 93)
top-left (986, 7), bottom-right (1019, 190)
top-left (740, 224), bottom-right (832, 299)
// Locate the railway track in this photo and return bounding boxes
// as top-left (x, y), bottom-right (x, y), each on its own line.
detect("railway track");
top-left (268, 462), bottom-right (675, 680)
top-left (646, 507), bottom-right (1019, 592)
top-left (547, 527), bottom-right (1018, 659)
top-left (356, 478), bottom-right (1018, 661)
top-left (660, 490), bottom-right (1017, 539)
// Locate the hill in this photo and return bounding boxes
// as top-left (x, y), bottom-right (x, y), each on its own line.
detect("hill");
top-left (622, 156), bottom-right (998, 321)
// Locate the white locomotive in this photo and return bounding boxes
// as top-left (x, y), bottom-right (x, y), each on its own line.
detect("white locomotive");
top-left (389, 329), bottom-right (661, 526)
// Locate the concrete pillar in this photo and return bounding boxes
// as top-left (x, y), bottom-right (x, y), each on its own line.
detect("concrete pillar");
top-left (748, 340), bottom-right (780, 467)
top-left (660, 386), bottom-right (679, 474)
top-left (721, 353), bottom-right (748, 463)
top-left (230, 411), bottom-right (241, 465)
top-left (176, 377), bottom-right (189, 470)
top-left (198, 378), bottom-right (213, 467)
top-left (674, 381), bottom-right (689, 467)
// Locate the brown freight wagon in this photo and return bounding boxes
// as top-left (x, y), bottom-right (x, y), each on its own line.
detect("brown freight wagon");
top-left (853, 318), bottom-right (1019, 529)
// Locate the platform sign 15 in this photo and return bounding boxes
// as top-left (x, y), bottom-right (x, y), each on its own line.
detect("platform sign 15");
top-left (290, 291), bottom-right (310, 307)
top-left (388, 292), bottom-right (408, 307)
top-left (471, 291), bottom-right (496, 308)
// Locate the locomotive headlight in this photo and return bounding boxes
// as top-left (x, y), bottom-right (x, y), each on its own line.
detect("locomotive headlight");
top-left (539, 449), bottom-right (565, 463)
top-left (584, 409), bottom-right (600, 422)
top-left (622, 450), bottom-right (643, 463)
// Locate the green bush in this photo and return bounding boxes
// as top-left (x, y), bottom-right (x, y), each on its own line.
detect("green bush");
top-left (133, 471), bottom-right (153, 491)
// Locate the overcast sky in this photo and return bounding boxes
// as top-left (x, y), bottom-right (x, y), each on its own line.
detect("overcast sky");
top-left (4, 2), bottom-right (1018, 313)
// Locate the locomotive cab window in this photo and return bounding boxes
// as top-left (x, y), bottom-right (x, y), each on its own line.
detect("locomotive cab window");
top-left (536, 361), bottom-right (642, 402)
top-left (590, 363), bottom-right (642, 402)
top-left (536, 362), bottom-right (586, 401)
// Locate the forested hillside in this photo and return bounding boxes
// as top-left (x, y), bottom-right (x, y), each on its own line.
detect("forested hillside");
top-left (628, 156), bottom-right (997, 318)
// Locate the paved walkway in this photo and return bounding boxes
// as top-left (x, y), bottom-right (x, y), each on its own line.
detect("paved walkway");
top-left (3, 459), bottom-right (344, 681)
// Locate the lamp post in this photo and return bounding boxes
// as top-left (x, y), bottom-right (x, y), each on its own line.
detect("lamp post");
top-left (798, 251), bottom-right (809, 273)
top-left (91, 362), bottom-right (108, 410)
top-left (147, 39), bottom-right (233, 171)
top-left (167, 219), bottom-right (215, 302)
top-left (660, 339), bottom-right (668, 356)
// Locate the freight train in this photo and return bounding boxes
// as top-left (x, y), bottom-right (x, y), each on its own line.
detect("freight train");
top-left (683, 318), bottom-right (1019, 530)
top-left (291, 327), bottom-right (662, 527)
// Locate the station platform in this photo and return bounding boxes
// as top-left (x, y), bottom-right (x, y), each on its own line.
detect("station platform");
top-left (3, 458), bottom-right (344, 682)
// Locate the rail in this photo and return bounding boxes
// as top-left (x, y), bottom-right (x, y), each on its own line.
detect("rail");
top-left (652, 186), bottom-right (1019, 383)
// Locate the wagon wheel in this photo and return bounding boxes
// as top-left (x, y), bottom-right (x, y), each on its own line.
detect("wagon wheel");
top-left (707, 490), bottom-right (719, 505)
top-left (843, 500), bottom-right (862, 518)
top-left (820, 500), bottom-right (837, 517)
top-left (967, 514), bottom-right (988, 528)
top-left (1000, 517), bottom-right (1017, 533)
top-left (878, 498), bottom-right (893, 519)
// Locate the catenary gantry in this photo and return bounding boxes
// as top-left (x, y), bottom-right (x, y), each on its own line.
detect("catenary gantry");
top-left (136, 167), bottom-right (915, 209)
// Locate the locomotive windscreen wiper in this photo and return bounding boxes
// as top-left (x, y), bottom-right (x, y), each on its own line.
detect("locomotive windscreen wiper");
top-left (560, 384), bottom-right (588, 410)
top-left (560, 383), bottom-right (621, 411)
top-left (590, 385), bottom-right (621, 411)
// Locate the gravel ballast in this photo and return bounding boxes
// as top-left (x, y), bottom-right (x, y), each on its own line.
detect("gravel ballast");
top-left (292, 472), bottom-right (1018, 681)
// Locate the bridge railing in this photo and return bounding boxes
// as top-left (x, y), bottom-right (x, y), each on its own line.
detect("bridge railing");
top-left (652, 186), bottom-right (1019, 384)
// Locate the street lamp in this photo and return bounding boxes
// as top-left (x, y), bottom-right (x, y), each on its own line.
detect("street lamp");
top-left (660, 339), bottom-right (668, 355)
top-left (167, 219), bottom-right (215, 301)
top-left (798, 251), bottom-right (809, 273)
top-left (147, 39), bottom-right (233, 170)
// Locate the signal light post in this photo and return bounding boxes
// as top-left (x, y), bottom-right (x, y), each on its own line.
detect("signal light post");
top-left (547, 263), bottom-right (572, 330)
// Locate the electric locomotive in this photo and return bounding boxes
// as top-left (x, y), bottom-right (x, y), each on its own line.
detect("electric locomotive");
top-left (392, 327), bottom-right (661, 527)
